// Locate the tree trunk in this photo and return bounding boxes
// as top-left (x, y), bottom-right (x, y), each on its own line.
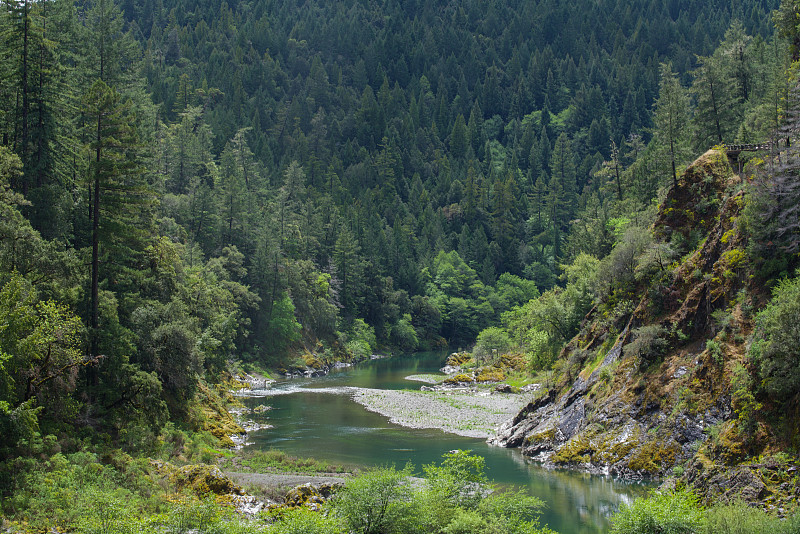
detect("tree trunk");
top-left (91, 113), bottom-right (102, 358)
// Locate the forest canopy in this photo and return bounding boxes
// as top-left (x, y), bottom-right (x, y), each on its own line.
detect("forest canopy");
top-left (0, 0), bottom-right (796, 462)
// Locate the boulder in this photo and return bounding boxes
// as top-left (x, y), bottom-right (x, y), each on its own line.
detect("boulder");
top-left (494, 383), bottom-right (513, 393)
top-left (171, 464), bottom-right (244, 496)
top-left (283, 482), bottom-right (342, 511)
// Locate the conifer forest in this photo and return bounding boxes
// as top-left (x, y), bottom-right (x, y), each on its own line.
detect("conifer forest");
top-left (2, 0), bottom-right (800, 531)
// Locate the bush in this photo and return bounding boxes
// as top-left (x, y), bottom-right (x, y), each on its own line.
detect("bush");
top-left (473, 327), bottom-right (511, 364)
top-left (390, 314), bottom-right (419, 352)
top-left (478, 489), bottom-right (555, 534)
top-left (441, 508), bottom-right (488, 534)
top-left (624, 324), bottom-right (669, 366)
top-left (422, 450), bottom-right (489, 510)
top-left (269, 507), bottom-right (345, 534)
top-left (346, 339), bottom-right (372, 361)
top-left (706, 339), bottom-right (724, 366)
top-left (349, 319), bottom-right (377, 352)
top-left (331, 464), bottom-right (413, 534)
top-left (749, 272), bottom-right (800, 401)
top-left (701, 501), bottom-right (783, 534)
top-left (610, 489), bottom-right (703, 534)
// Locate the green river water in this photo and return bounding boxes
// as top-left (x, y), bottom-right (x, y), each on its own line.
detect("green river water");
top-left (240, 351), bottom-right (651, 533)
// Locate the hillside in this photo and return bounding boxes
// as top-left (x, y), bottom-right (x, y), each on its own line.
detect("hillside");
top-left (492, 148), bottom-right (799, 513)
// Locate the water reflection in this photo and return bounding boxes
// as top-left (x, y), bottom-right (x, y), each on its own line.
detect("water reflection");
top-left (240, 352), bottom-right (650, 534)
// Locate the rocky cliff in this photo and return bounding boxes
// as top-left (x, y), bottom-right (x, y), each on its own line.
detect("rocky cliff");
top-left (492, 150), bottom-right (799, 510)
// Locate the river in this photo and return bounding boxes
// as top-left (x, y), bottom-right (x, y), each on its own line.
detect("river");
top-left (239, 351), bottom-right (651, 533)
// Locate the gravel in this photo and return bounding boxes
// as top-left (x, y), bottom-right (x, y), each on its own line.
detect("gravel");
top-left (224, 471), bottom-right (349, 489)
top-left (349, 387), bottom-right (530, 439)
top-left (404, 374), bottom-right (446, 384)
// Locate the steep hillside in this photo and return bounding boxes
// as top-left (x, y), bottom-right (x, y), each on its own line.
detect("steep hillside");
top-left (492, 149), bottom-right (799, 512)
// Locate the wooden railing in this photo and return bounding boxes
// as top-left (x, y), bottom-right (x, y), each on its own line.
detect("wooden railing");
top-left (724, 143), bottom-right (771, 155)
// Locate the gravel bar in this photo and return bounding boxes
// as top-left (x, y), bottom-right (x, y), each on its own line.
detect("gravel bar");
top-left (349, 387), bottom-right (530, 439)
top-left (403, 374), bottom-right (446, 384)
top-left (224, 471), bottom-right (348, 489)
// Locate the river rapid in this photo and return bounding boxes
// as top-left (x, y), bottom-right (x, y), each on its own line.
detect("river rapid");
top-left (237, 351), bottom-right (651, 534)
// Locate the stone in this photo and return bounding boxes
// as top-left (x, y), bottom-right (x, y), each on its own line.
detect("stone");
top-left (171, 464), bottom-right (244, 496)
top-left (283, 482), bottom-right (341, 509)
top-left (673, 366), bottom-right (688, 378)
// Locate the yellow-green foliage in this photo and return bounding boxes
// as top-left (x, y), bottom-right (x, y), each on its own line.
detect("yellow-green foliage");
top-left (301, 350), bottom-right (325, 369)
top-left (283, 484), bottom-right (325, 508)
top-left (627, 440), bottom-right (679, 473)
top-left (525, 428), bottom-right (556, 444)
top-left (445, 351), bottom-right (472, 366)
top-left (192, 384), bottom-right (244, 448)
top-left (704, 421), bottom-right (747, 465)
top-left (170, 464), bottom-right (243, 496)
top-left (594, 438), bottom-right (638, 465)
top-left (552, 435), bottom-right (594, 464)
top-left (444, 373), bottom-right (474, 384)
top-left (475, 368), bottom-right (506, 382)
top-left (550, 427), bottom-right (640, 466)
top-left (720, 228), bottom-right (736, 244)
top-left (721, 248), bottom-right (746, 270)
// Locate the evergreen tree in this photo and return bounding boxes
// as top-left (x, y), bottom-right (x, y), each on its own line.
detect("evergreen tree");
top-left (652, 62), bottom-right (692, 187)
top-left (549, 132), bottom-right (577, 223)
top-left (450, 114), bottom-right (468, 160)
top-left (81, 79), bottom-right (149, 357)
top-left (334, 224), bottom-right (364, 316)
top-left (691, 54), bottom-right (738, 146)
top-left (775, 0), bottom-right (800, 61)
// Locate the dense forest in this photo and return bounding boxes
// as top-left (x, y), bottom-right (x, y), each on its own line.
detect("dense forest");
top-left (2, 0), bottom-right (800, 529)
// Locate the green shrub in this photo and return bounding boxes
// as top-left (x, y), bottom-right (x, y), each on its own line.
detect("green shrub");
top-left (331, 464), bottom-right (413, 534)
top-left (166, 497), bottom-right (219, 534)
top-left (269, 507), bottom-right (345, 534)
top-left (701, 501), bottom-right (783, 534)
top-left (423, 450), bottom-right (489, 510)
top-left (349, 319), bottom-right (377, 351)
top-left (706, 339), bottom-right (724, 366)
top-left (610, 489), bottom-right (702, 534)
top-left (624, 324), bottom-right (669, 366)
top-left (390, 314), bottom-right (419, 352)
top-left (346, 339), bottom-right (373, 361)
top-left (441, 509), bottom-right (488, 534)
top-left (749, 272), bottom-right (800, 401)
top-left (473, 327), bottom-right (512, 364)
top-left (478, 489), bottom-right (555, 534)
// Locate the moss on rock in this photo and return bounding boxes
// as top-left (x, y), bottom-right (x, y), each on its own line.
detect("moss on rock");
top-left (170, 464), bottom-right (244, 496)
top-left (444, 373), bottom-right (474, 385)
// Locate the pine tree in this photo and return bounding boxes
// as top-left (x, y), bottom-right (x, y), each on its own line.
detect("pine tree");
top-left (691, 54), bottom-right (738, 146)
top-left (334, 224), bottom-right (364, 316)
top-left (775, 0), bottom-right (800, 61)
top-left (652, 62), bottom-right (692, 187)
top-left (82, 79), bottom-right (148, 356)
top-left (549, 132), bottom-right (577, 222)
top-left (82, 0), bottom-right (140, 88)
top-left (1, 0), bottom-right (75, 238)
top-left (450, 114), bottom-right (468, 160)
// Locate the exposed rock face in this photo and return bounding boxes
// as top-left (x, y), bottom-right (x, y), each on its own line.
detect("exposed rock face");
top-left (492, 150), bottom-right (749, 481)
